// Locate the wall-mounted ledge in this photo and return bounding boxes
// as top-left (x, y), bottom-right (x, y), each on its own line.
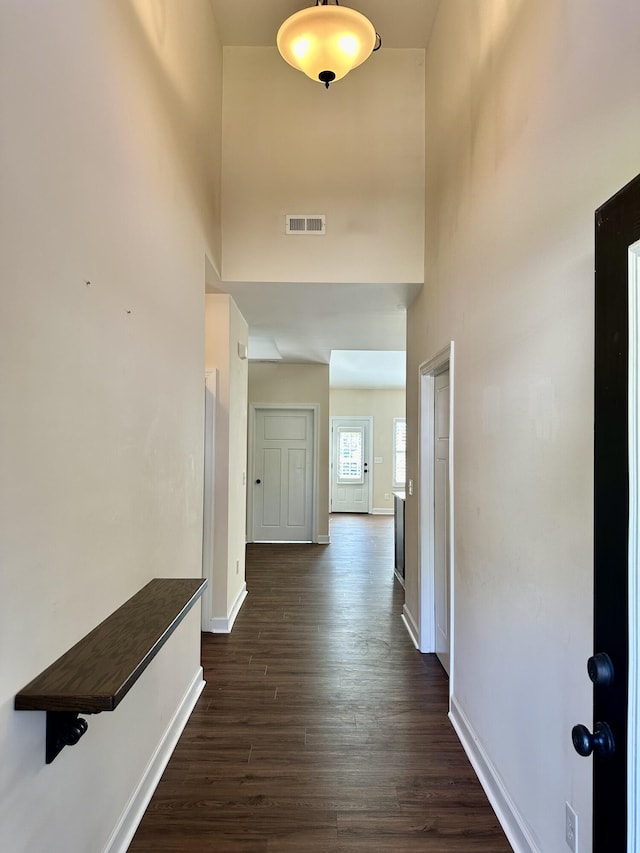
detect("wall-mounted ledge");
top-left (15, 577), bottom-right (206, 763)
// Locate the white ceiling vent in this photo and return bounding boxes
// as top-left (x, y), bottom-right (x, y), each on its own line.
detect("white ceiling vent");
top-left (286, 214), bottom-right (326, 235)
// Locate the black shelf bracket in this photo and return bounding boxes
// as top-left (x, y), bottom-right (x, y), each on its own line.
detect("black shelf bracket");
top-left (46, 712), bottom-right (90, 764)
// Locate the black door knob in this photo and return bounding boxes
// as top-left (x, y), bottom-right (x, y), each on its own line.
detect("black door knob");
top-left (255, 479), bottom-right (261, 484)
top-left (587, 652), bottom-right (614, 685)
top-left (571, 721), bottom-right (615, 757)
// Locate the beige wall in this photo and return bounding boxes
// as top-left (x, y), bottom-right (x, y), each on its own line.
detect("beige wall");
top-left (330, 388), bottom-right (405, 512)
top-left (248, 363), bottom-right (330, 540)
top-left (222, 47), bottom-right (425, 284)
top-left (0, 2), bottom-right (222, 851)
top-left (407, 2), bottom-right (640, 851)
top-left (205, 295), bottom-right (249, 623)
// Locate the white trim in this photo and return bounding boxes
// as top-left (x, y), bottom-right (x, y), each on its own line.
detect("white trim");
top-left (371, 508), bottom-right (394, 515)
top-left (628, 240), bottom-right (640, 852)
top-left (450, 696), bottom-right (540, 853)
top-left (248, 404), bottom-right (320, 543)
top-left (330, 416), bottom-right (374, 514)
top-left (206, 583), bottom-right (248, 634)
top-left (317, 534), bottom-right (331, 544)
top-left (104, 667), bottom-right (205, 853)
top-left (401, 604), bottom-right (419, 648)
top-left (418, 343), bottom-right (455, 694)
top-left (201, 370), bottom-right (218, 632)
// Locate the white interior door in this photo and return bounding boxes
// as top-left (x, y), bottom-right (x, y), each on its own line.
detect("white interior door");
top-left (434, 368), bottom-right (451, 674)
top-left (330, 417), bottom-right (371, 513)
top-left (252, 408), bottom-right (313, 542)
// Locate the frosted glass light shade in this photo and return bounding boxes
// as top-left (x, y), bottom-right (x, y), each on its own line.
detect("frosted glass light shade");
top-left (277, 5), bottom-right (377, 86)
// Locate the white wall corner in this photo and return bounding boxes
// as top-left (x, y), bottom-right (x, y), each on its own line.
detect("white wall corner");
top-left (317, 534), bottom-right (331, 544)
top-left (207, 583), bottom-right (248, 634)
top-left (104, 667), bottom-right (205, 853)
top-left (449, 696), bottom-right (540, 853)
top-left (401, 604), bottom-right (419, 649)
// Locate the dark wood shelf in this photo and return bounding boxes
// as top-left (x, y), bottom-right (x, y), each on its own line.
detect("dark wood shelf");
top-left (15, 578), bottom-right (206, 762)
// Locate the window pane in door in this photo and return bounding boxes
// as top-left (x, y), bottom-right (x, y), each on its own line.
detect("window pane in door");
top-left (394, 418), bottom-right (406, 486)
top-left (338, 429), bottom-right (363, 482)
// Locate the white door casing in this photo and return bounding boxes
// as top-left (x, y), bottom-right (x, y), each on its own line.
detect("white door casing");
top-left (330, 417), bottom-right (373, 513)
top-left (249, 405), bottom-right (317, 543)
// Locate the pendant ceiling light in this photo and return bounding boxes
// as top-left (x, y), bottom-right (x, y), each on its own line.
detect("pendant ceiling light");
top-left (277, 0), bottom-right (381, 89)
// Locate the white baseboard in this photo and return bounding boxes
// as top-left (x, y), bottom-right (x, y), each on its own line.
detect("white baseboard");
top-left (371, 508), bottom-right (394, 515)
top-left (317, 534), bottom-right (330, 544)
top-left (207, 583), bottom-right (248, 634)
top-left (401, 604), bottom-right (419, 649)
top-left (449, 696), bottom-right (540, 853)
top-left (104, 667), bottom-right (205, 853)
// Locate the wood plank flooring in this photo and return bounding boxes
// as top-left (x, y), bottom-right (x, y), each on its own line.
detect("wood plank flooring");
top-left (130, 514), bottom-right (512, 852)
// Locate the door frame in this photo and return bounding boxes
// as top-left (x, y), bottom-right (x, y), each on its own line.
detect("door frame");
top-left (592, 173), bottom-right (640, 852)
top-left (247, 404), bottom-right (319, 543)
top-left (329, 416), bottom-right (374, 514)
top-left (418, 343), bottom-right (455, 688)
top-left (628, 239), bottom-right (640, 850)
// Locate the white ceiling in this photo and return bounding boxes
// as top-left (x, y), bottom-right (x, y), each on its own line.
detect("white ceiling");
top-left (208, 0), bottom-right (439, 387)
top-left (209, 0), bottom-right (440, 49)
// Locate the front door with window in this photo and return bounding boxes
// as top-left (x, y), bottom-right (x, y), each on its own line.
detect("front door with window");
top-left (330, 417), bottom-right (371, 513)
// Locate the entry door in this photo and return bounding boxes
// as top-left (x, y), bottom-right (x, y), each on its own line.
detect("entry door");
top-left (330, 418), bottom-right (371, 513)
top-left (434, 369), bottom-right (450, 675)
top-left (578, 173), bottom-right (640, 851)
top-left (252, 408), bottom-right (313, 542)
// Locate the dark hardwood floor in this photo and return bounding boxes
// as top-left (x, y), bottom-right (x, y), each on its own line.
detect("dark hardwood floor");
top-left (130, 514), bottom-right (512, 852)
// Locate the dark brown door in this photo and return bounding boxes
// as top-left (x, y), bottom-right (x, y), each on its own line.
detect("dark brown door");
top-left (574, 173), bottom-right (640, 851)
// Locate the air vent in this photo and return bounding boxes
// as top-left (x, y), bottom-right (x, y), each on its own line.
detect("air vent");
top-left (286, 214), bottom-right (326, 235)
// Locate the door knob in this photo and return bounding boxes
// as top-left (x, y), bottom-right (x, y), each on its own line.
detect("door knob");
top-left (587, 652), bottom-right (614, 685)
top-left (571, 721), bottom-right (615, 757)
top-left (255, 479), bottom-right (261, 484)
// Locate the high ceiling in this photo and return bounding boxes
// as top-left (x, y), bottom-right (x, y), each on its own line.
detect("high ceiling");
top-left (209, 0), bottom-right (440, 49)
top-left (208, 0), bottom-right (439, 387)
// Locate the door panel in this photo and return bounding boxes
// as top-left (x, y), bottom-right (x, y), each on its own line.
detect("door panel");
top-left (262, 448), bottom-right (281, 527)
top-left (588, 173), bottom-right (640, 850)
top-left (264, 415), bottom-right (308, 441)
top-left (287, 448), bottom-right (307, 527)
top-left (252, 409), bottom-right (313, 542)
top-left (434, 369), bottom-right (450, 674)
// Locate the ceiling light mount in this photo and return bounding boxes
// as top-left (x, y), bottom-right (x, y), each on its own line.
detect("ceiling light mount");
top-left (277, 0), bottom-right (381, 89)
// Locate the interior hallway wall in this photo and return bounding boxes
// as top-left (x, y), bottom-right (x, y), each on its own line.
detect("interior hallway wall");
top-left (330, 387), bottom-right (405, 513)
top-left (205, 294), bottom-right (249, 628)
top-left (406, 2), bottom-right (640, 851)
top-left (0, 2), bottom-right (222, 850)
top-left (221, 46), bottom-right (425, 285)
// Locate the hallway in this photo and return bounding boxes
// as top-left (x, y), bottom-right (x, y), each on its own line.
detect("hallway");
top-left (130, 515), bottom-right (511, 851)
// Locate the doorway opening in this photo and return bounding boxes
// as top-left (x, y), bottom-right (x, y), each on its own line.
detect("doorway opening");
top-left (418, 343), bottom-right (455, 685)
